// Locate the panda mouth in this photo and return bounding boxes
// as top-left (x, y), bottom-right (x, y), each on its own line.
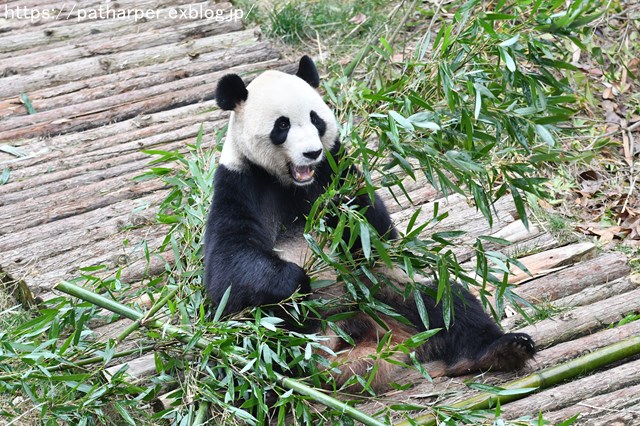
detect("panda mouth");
top-left (289, 164), bottom-right (316, 184)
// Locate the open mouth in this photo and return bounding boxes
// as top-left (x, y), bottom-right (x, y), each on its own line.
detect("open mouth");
top-left (289, 164), bottom-right (316, 184)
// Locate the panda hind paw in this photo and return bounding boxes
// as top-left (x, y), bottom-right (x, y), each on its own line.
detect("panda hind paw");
top-left (476, 332), bottom-right (536, 371)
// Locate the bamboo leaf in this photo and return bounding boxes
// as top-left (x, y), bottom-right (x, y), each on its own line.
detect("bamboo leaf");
top-left (360, 222), bottom-right (371, 260)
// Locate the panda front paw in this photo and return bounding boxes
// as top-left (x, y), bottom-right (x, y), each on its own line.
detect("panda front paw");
top-left (274, 262), bottom-right (311, 301)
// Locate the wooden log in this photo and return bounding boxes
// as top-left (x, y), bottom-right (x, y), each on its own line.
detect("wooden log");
top-left (459, 219), bottom-right (544, 272)
top-left (501, 231), bottom-right (560, 259)
top-left (104, 353), bottom-right (157, 382)
top-left (0, 3), bottom-right (238, 75)
top-left (0, 27), bottom-right (262, 100)
top-left (511, 251), bottom-right (630, 303)
top-left (0, 3), bottom-right (242, 69)
top-left (0, 58), bottom-right (288, 141)
top-left (0, 190), bottom-right (166, 254)
top-left (585, 402), bottom-right (640, 426)
top-left (0, 119), bottom-right (221, 205)
top-left (391, 194), bottom-right (520, 258)
top-left (391, 193), bottom-right (517, 235)
top-left (501, 358), bottom-right (640, 420)
top-left (516, 287), bottom-right (640, 348)
top-left (490, 219), bottom-right (540, 244)
top-left (23, 226), bottom-right (167, 295)
top-left (505, 241), bottom-right (596, 284)
top-left (501, 253), bottom-right (632, 329)
top-left (0, 40), bottom-right (274, 119)
top-left (504, 276), bottom-right (637, 330)
top-left (543, 384), bottom-right (640, 424)
top-left (377, 174), bottom-right (438, 214)
top-left (529, 318), bottom-right (640, 369)
top-left (0, 170), bottom-right (165, 234)
top-left (1, 99), bottom-right (222, 180)
top-left (155, 390), bottom-right (180, 411)
top-left (552, 275), bottom-right (638, 308)
top-left (0, 0), bottom-right (218, 52)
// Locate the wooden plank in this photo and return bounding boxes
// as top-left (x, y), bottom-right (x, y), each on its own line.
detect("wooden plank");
top-left (0, 0), bottom-right (214, 51)
top-left (501, 358), bottom-right (640, 420)
top-left (544, 385), bottom-right (640, 425)
top-left (0, 27), bottom-right (262, 102)
top-left (0, 170), bottom-right (165, 234)
top-left (517, 287), bottom-right (640, 349)
top-left (0, 4), bottom-right (238, 76)
top-left (0, 120), bottom-right (221, 205)
top-left (0, 99), bottom-right (222, 178)
top-left (0, 55), bottom-right (287, 141)
top-left (506, 241), bottom-right (596, 284)
top-left (501, 253), bottom-right (632, 329)
top-left (0, 40), bottom-right (274, 120)
top-left (512, 251), bottom-right (630, 303)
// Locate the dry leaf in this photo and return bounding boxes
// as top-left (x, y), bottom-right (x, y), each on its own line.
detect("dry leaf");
top-left (391, 53), bottom-right (405, 63)
top-left (629, 58), bottom-right (640, 75)
top-left (349, 13), bottom-right (367, 25)
top-left (538, 198), bottom-right (552, 209)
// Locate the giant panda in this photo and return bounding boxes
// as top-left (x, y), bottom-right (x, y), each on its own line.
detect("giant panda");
top-left (204, 56), bottom-right (536, 392)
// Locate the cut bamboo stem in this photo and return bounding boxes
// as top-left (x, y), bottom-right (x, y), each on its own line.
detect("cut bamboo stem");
top-left (55, 281), bottom-right (387, 426)
top-left (396, 334), bottom-right (640, 426)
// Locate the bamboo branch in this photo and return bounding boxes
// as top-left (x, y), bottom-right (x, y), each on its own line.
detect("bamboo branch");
top-left (0, 344), bottom-right (158, 382)
top-left (396, 335), bottom-right (640, 426)
top-left (117, 285), bottom-right (179, 342)
top-left (55, 281), bottom-right (387, 426)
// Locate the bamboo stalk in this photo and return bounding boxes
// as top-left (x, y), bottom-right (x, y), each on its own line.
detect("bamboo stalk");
top-left (117, 285), bottom-right (179, 342)
top-left (396, 335), bottom-right (640, 426)
top-left (192, 401), bottom-right (210, 426)
top-left (55, 281), bottom-right (387, 426)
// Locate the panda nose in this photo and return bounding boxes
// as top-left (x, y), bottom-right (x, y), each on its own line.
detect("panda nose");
top-left (303, 149), bottom-right (322, 160)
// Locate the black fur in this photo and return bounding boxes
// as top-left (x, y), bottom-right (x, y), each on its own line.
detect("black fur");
top-left (270, 116), bottom-right (290, 145)
top-left (295, 55), bottom-right (320, 88)
top-left (215, 74), bottom-right (248, 111)
top-left (206, 142), bottom-right (337, 313)
top-left (310, 111), bottom-right (326, 137)
top-left (407, 285), bottom-right (535, 371)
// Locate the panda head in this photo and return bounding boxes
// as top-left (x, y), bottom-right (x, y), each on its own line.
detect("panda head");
top-left (215, 56), bottom-right (339, 186)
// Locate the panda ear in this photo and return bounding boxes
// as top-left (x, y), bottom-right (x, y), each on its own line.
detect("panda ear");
top-left (215, 74), bottom-right (248, 111)
top-left (296, 55), bottom-right (320, 88)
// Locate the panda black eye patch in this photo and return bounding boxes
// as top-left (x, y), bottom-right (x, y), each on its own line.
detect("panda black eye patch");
top-left (310, 111), bottom-right (326, 137)
top-left (270, 116), bottom-right (290, 145)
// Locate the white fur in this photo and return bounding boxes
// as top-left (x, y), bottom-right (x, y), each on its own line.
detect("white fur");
top-left (220, 70), bottom-right (338, 185)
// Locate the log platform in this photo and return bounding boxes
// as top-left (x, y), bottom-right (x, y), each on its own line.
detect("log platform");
top-left (0, 2), bottom-right (638, 424)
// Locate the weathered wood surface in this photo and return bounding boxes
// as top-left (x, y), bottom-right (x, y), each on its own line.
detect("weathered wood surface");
top-left (1, 2), bottom-right (638, 424)
top-left (0, 2), bottom-right (282, 295)
top-left (501, 358), bottom-right (640, 420)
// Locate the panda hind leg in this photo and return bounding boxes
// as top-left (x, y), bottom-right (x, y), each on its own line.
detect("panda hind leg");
top-left (444, 332), bottom-right (536, 376)
top-left (319, 313), bottom-right (431, 392)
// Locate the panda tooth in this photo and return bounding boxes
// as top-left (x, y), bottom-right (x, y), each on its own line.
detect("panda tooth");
top-left (292, 165), bottom-right (314, 182)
